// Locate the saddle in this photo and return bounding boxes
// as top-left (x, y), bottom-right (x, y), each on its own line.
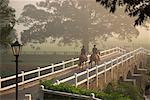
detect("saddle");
top-left (80, 54), bottom-right (88, 61)
top-left (91, 53), bottom-right (100, 60)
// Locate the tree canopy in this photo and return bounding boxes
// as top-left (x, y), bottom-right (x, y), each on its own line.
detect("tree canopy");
top-left (0, 0), bottom-right (16, 48)
top-left (19, 0), bottom-right (139, 51)
top-left (96, 0), bottom-right (150, 26)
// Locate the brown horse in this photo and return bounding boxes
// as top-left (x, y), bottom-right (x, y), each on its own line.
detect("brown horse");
top-left (79, 54), bottom-right (88, 69)
top-left (89, 51), bottom-right (100, 67)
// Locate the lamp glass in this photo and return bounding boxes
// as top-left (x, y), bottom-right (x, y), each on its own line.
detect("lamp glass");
top-left (11, 41), bottom-right (22, 56)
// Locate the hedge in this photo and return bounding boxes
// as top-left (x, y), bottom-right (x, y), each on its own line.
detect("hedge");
top-left (41, 80), bottom-right (130, 100)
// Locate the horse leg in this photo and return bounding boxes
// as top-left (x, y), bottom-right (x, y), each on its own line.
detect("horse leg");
top-left (82, 62), bottom-right (85, 69)
top-left (81, 62), bottom-right (83, 69)
top-left (82, 61), bottom-right (85, 69)
top-left (96, 61), bottom-right (98, 66)
top-left (94, 61), bottom-right (96, 66)
top-left (96, 59), bottom-right (99, 65)
top-left (91, 61), bottom-right (93, 68)
top-left (79, 61), bottom-right (82, 69)
top-left (80, 63), bottom-right (82, 69)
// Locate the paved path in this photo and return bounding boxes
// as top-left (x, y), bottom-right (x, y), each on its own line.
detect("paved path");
top-left (0, 52), bottom-right (123, 100)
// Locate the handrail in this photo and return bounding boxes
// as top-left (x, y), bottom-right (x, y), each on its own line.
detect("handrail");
top-left (54, 47), bottom-right (146, 87)
top-left (0, 47), bottom-right (124, 91)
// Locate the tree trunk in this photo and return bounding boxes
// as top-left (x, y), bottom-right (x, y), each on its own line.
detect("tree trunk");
top-left (82, 39), bottom-right (89, 54)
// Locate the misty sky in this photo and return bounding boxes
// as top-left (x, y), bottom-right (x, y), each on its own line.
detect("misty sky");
top-left (9, 0), bottom-right (150, 51)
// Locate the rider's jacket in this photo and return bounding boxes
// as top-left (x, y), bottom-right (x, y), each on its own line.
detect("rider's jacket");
top-left (81, 48), bottom-right (86, 55)
top-left (92, 47), bottom-right (97, 54)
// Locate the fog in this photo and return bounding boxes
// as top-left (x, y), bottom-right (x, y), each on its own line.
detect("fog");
top-left (9, 0), bottom-right (150, 51)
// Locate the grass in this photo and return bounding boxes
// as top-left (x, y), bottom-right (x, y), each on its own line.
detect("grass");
top-left (1, 53), bottom-right (78, 77)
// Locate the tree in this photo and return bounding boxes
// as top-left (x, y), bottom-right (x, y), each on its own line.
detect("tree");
top-left (96, 0), bottom-right (150, 26)
top-left (0, 0), bottom-right (16, 48)
top-left (19, 0), bottom-right (139, 52)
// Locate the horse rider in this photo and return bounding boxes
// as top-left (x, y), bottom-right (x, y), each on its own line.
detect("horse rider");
top-left (81, 45), bottom-right (86, 55)
top-left (92, 45), bottom-right (98, 54)
top-left (79, 45), bottom-right (87, 67)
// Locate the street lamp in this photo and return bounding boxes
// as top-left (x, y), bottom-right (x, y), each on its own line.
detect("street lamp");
top-left (11, 40), bottom-right (22, 100)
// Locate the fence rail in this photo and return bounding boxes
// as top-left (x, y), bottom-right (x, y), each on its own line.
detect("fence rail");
top-left (54, 47), bottom-right (146, 88)
top-left (0, 47), bottom-right (125, 91)
top-left (21, 51), bottom-right (80, 55)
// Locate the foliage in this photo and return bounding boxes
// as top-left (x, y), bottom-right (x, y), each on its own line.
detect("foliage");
top-left (96, 0), bottom-right (150, 26)
top-left (103, 82), bottom-right (143, 100)
top-left (19, 0), bottom-right (139, 50)
top-left (0, 0), bottom-right (16, 48)
top-left (41, 80), bottom-right (130, 100)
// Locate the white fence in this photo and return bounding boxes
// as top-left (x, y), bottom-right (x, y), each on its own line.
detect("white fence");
top-left (21, 51), bottom-right (80, 55)
top-left (0, 47), bottom-right (125, 91)
top-left (54, 47), bottom-right (147, 88)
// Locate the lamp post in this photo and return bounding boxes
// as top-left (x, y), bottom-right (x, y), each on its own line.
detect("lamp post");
top-left (11, 40), bottom-right (22, 100)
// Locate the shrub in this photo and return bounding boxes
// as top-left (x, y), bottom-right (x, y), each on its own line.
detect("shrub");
top-left (41, 80), bottom-right (131, 100)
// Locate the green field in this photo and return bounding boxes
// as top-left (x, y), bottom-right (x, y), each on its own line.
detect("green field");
top-left (0, 53), bottom-right (78, 77)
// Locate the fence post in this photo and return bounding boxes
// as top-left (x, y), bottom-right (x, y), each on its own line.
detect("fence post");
top-left (74, 73), bottom-right (78, 87)
top-left (136, 53), bottom-right (140, 69)
top-left (91, 93), bottom-right (95, 99)
top-left (25, 94), bottom-right (32, 100)
top-left (121, 55), bottom-right (124, 67)
top-left (37, 67), bottom-right (40, 77)
top-left (124, 55), bottom-right (130, 70)
top-left (103, 51), bottom-right (106, 56)
top-left (51, 63), bottom-right (54, 72)
top-left (56, 80), bottom-right (60, 85)
top-left (96, 65), bottom-right (98, 87)
top-left (109, 50), bottom-right (111, 54)
top-left (117, 47), bottom-right (120, 52)
top-left (62, 61), bottom-right (65, 69)
top-left (145, 53), bottom-right (147, 67)
top-left (0, 77), bottom-right (1, 89)
top-left (134, 53), bottom-right (137, 65)
top-left (123, 49), bottom-right (126, 54)
top-left (125, 54), bottom-right (128, 66)
top-left (141, 53), bottom-right (144, 68)
top-left (21, 71), bottom-right (24, 82)
top-left (104, 62), bottom-right (107, 83)
top-left (131, 52), bottom-right (133, 57)
top-left (111, 59), bottom-right (113, 80)
top-left (117, 47), bottom-right (118, 50)
top-left (86, 68), bottom-right (89, 89)
top-left (120, 48), bottom-right (123, 53)
top-left (114, 57), bottom-right (119, 80)
top-left (72, 58), bottom-right (74, 66)
top-left (129, 53), bottom-right (131, 66)
top-left (116, 57), bottom-right (119, 66)
top-left (116, 47), bottom-right (118, 51)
